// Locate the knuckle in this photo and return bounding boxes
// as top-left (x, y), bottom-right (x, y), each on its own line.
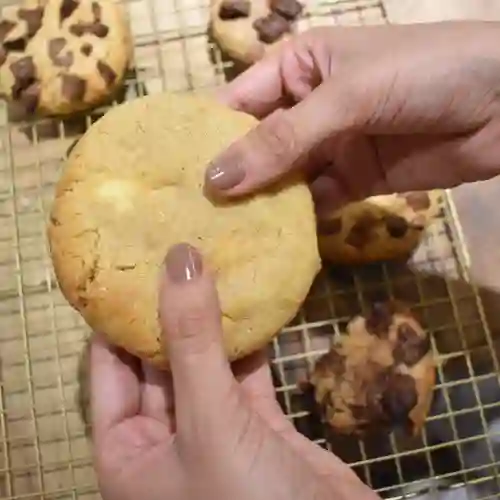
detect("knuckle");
top-left (251, 111), bottom-right (300, 168)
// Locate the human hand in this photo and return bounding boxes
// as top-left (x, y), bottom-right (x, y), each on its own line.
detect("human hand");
top-left (205, 22), bottom-right (500, 213)
top-left (90, 243), bottom-right (380, 500)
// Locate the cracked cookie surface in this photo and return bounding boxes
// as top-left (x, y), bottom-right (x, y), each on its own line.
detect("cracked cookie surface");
top-left (304, 301), bottom-right (436, 437)
top-left (210, 0), bottom-right (303, 66)
top-left (0, 0), bottom-right (131, 116)
top-left (47, 91), bottom-right (321, 369)
top-left (317, 191), bottom-right (442, 265)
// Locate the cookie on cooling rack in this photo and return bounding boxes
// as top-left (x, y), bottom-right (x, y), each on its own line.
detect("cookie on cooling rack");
top-left (0, 0), bottom-right (132, 117)
top-left (303, 301), bottom-right (436, 437)
top-left (47, 91), bottom-right (321, 369)
top-left (317, 191), bottom-right (442, 265)
top-left (210, 0), bottom-right (304, 66)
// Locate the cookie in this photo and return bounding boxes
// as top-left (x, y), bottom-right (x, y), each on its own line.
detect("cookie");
top-left (317, 191), bottom-right (442, 265)
top-left (47, 91), bottom-right (321, 369)
top-left (0, 0), bottom-right (132, 117)
top-left (210, 0), bottom-right (303, 66)
top-left (304, 301), bottom-right (436, 437)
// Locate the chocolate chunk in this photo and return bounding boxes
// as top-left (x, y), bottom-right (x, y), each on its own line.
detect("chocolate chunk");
top-left (270, 0), bottom-right (303, 20)
top-left (314, 348), bottom-right (346, 378)
top-left (219, 0), bottom-right (251, 19)
top-left (3, 36), bottom-right (28, 52)
top-left (385, 214), bottom-right (409, 238)
top-left (19, 82), bottom-right (40, 113)
top-left (61, 74), bottom-right (86, 102)
top-left (0, 20), bottom-right (16, 42)
top-left (10, 56), bottom-right (36, 99)
top-left (345, 212), bottom-right (377, 249)
top-left (48, 38), bottom-right (73, 67)
top-left (253, 13), bottom-right (290, 44)
top-left (317, 217), bottom-right (342, 235)
top-left (393, 323), bottom-right (430, 367)
top-left (97, 60), bottom-right (116, 87)
top-left (70, 21), bottom-right (109, 38)
top-left (381, 373), bottom-right (418, 424)
top-left (0, 47), bottom-right (6, 66)
top-left (404, 191), bottom-right (431, 211)
top-left (91, 1), bottom-right (102, 21)
top-left (60, 0), bottom-right (79, 22)
top-left (365, 302), bottom-right (393, 337)
top-left (18, 7), bottom-right (44, 38)
top-left (80, 43), bottom-right (93, 56)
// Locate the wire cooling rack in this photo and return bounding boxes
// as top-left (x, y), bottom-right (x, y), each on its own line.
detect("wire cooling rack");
top-left (1, 1), bottom-right (500, 499)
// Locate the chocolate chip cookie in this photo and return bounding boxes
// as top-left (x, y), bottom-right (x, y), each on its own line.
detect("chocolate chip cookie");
top-left (317, 191), bottom-right (442, 265)
top-left (210, 0), bottom-right (303, 66)
top-left (304, 301), bottom-right (436, 437)
top-left (47, 91), bottom-right (321, 369)
top-left (0, 0), bottom-right (131, 117)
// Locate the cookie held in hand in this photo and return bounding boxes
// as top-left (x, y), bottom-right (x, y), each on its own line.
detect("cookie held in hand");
top-left (304, 301), bottom-right (436, 437)
top-left (317, 191), bottom-right (442, 265)
top-left (0, 0), bottom-right (131, 116)
top-left (210, 0), bottom-right (303, 66)
top-left (47, 91), bottom-right (321, 369)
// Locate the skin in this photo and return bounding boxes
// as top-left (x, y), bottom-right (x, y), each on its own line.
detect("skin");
top-left (90, 22), bottom-right (500, 500)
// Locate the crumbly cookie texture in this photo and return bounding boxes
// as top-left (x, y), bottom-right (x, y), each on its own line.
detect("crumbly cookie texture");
top-left (47, 91), bottom-right (321, 369)
top-left (210, 0), bottom-right (303, 66)
top-left (304, 301), bottom-right (436, 437)
top-left (0, 0), bottom-right (132, 116)
top-left (317, 191), bottom-right (442, 265)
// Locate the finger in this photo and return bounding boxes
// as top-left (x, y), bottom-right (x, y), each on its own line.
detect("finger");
top-left (89, 333), bottom-right (141, 442)
top-left (158, 243), bottom-right (239, 427)
top-left (140, 362), bottom-right (176, 432)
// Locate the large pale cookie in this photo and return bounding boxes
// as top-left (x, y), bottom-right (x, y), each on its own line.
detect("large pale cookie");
top-left (47, 91), bottom-right (321, 369)
top-left (317, 191), bottom-right (442, 265)
top-left (0, 0), bottom-right (132, 116)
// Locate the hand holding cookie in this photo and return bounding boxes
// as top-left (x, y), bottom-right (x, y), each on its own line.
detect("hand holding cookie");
top-left (90, 243), bottom-right (380, 500)
top-left (206, 22), bottom-right (500, 210)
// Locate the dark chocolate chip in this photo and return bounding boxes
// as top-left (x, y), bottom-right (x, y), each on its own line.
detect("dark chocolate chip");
top-left (314, 348), bottom-right (346, 378)
top-left (317, 217), bottom-right (342, 235)
top-left (60, 0), bottom-right (80, 22)
top-left (404, 191), bottom-right (431, 211)
top-left (18, 7), bottom-right (44, 38)
top-left (10, 56), bottom-right (36, 99)
top-left (253, 12), bottom-right (291, 44)
top-left (365, 302), bottom-right (393, 337)
top-left (393, 323), bottom-right (430, 367)
top-left (219, 0), bottom-right (251, 19)
top-left (344, 212), bottom-right (377, 249)
top-left (0, 20), bottom-right (16, 42)
top-left (270, 0), bottom-right (303, 20)
top-left (385, 214), bottom-right (409, 238)
top-left (3, 37), bottom-right (27, 52)
top-left (80, 43), bottom-right (93, 56)
top-left (61, 74), bottom-right (86, 102)
top-left (96, 60), bottom-right (116, 87)
top-left (380, 373), bottom-right (418, 424)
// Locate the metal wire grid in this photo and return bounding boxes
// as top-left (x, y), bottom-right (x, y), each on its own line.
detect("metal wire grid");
top-left (0, 0), bottom-right (499, 499)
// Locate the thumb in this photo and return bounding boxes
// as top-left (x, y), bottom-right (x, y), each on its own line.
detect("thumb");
top-left (159, 243), bottom-right (239, 430)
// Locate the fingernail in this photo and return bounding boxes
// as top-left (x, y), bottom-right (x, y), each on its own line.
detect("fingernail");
top-left (165, 243), bottom-right (203, 283)
top-left (205, 162), bottom-right (245, 192)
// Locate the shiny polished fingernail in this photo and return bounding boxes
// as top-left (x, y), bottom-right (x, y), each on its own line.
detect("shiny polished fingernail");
top-left (205, 162), bottom-right (245, 191)
top-left (165, 243), bottom-right (203, 283)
